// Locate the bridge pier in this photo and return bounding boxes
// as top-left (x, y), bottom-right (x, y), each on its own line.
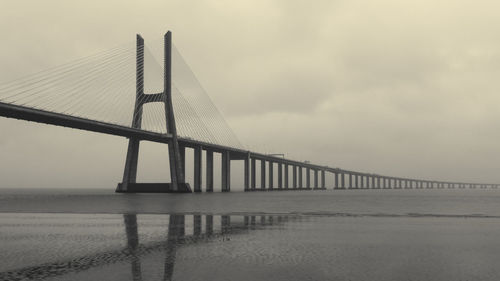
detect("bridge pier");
top-left (284, 164), bottom-right (289, 189)
top-left (306, 167), bottom-right (311, 189)
top-left (251, 158), bottom-right (256, 190)
top-left (314, 169), bottom-right (319, 189)
top-left (269, 161), bottom-right (274, 190)
top-left (278, 162), bottom-right (283, 189)
top-left (193, 146), bottom-right (202, 192)
top-left (293, 165), bottom-right (297, 189)
top-left (221, 151), bottom-right (230, 192)
top-left (341, 172), bottom-right (345, 189)
top-left (321, 170), bottom-right (326, 189)
top-left (298, 167), bottom-right (303, 188)
top-left (334, 172), bottom-right (339, 189)
top-left (261, 159), bottom-right (266, 190)
top-left (244, 153), bottom-right (250, 191)
top-left (206, 150), bottom-right (213, 192)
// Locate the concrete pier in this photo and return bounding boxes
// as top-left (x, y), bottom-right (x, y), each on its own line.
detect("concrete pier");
top-left (284, 164), bottom-right (289, 189)
top-left (261, 159), bottom-right (266, 190)
top-left (293, 165), bottom-right (297, 189)
top-left (193, 146), bottom-right (202, 192)
top-left (206, 150), bottom-right (213, 192)
top-left (221, 151), bottom-right (230, 192)
top-left (334, 172), bottom-right (339, 189)
top-left (314, 170), bottom-right (318, 189)
top-left (321, 170), bottom-right (326, 189)
top-left (244, 153), bottom-right (250, 191)
top-left (269, 161), bottom-right (274, 190)
top-left (278, 162), bottom-right (283, 189)
top-left (298, 167), bottom-right (303, 188)
top-left (306, 167), bottom-right (311, 189)
top-left (251, 158), bottom-right (256, 190)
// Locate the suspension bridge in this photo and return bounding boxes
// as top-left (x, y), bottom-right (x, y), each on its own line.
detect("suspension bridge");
top-left (0, 31), bottom-right (497, 192)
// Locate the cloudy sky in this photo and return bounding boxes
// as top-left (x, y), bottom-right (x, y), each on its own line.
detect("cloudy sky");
top-left (1, 0), bottom-right (499, 189)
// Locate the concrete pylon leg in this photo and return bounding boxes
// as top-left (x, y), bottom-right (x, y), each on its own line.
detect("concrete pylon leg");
top-left (117, 35), bottom-right (144, 193)
top-left (164, 32), bottom-right (189, 192)
top-left (119, 138), bottom-right (140, 192)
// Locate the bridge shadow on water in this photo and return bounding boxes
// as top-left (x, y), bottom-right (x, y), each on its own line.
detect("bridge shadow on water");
top-left (0, 213), bottom-right (294, 281)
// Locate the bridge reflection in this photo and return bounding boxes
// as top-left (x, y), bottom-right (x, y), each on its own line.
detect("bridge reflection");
top-left (0, 213), bottom-right (290, 281)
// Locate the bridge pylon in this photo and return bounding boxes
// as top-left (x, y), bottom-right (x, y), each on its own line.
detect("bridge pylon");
top-left (116, 31), bottom-right (191, 193)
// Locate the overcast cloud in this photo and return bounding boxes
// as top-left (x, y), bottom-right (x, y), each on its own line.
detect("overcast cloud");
top-left (1, 0), bottom-right (499, 189)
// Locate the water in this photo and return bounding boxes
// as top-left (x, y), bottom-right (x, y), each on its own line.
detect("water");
top-left (1, 189), bottom-right (500, 280)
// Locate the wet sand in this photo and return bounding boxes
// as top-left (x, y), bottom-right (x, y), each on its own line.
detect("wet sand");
top-left (1, 189), bottom-right (500, 280)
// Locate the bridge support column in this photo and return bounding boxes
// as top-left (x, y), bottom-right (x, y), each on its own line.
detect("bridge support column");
top-left (251, 158), bottom-right (256, 190)
top-left (193, 146), bottom-right (202, 192)
top-left (341, 172), bottom-right (345, 189)
top-left (298, 167), bottom-right (303, 188)
top-left (206, 150), bottom-right (213, 192)
top-left (361, 175), bottom-right (365, 189)
top-left (306, 167), bottom-right (311, 189)
top-left (244, 153), bottom-right (250, 191)
top-left (314, 169), bottom-right (318, 189)
top-left (321, 170), bottom-right (326, 189)
top-left (269, 161), bottom-right (274, 190)
top-left (221, 151), bottom-right (230, 192)
top-left (334, 172), bottom-right (339, 189)
top-left (293, 165), bottom-right (297, 189)
top-left (284, 164), bottom-right (289, 189)
top-left (278, 162), bottom-right (283, 189)
top-left (261, 159), bottom-right (266, 190)
top-left (348, 173), bottom-right (352, 189)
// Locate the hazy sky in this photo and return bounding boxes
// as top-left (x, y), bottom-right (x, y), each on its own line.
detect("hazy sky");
top-left (1, 0), bottom-right (499, 189)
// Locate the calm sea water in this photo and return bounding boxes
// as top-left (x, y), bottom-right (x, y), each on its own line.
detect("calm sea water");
top-left (1, 188), bottom-right (500, 280)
